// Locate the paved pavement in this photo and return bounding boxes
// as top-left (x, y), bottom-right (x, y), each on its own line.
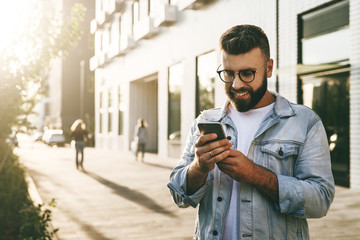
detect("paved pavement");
top-left (16, 140), bottom-right (195, 240)
top-left (15, 138), bottom-right (360, 239)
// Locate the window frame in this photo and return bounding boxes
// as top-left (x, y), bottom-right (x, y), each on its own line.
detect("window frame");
top-left (195, 50), bottom-right (217, 117)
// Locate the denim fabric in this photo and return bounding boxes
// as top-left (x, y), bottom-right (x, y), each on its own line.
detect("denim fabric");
top-left (168, 94), bottom-right (335, 240)
top-left (75, 140), bottom-right (85, 166)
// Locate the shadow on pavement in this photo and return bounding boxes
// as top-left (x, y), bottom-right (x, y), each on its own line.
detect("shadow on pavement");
top-left (142, 162), bottom-right (174, 170)
top-left (60, 207), bottom-right (113, 240)
top-left (81, 169), bottom-right (176, 218)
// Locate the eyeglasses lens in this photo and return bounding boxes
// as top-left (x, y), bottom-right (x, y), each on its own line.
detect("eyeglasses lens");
top-left (219, 70), bottom-right (254, 83)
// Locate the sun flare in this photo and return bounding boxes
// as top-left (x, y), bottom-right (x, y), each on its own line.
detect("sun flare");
top-left (0, 0), bottom-right (33, 50)
top-left (0, 0), bottom-right (44, 72)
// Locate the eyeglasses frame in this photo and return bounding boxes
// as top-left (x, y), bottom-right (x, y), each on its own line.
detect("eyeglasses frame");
top-left (216, 64), bottom-right (259, 83)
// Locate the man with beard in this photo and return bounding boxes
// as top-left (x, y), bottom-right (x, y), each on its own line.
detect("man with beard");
top-left (168, 25), bottom-right (335, 239)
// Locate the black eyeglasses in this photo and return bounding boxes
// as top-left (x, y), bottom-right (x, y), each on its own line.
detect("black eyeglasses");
top-left (216, 65), bottom-right (258, 83)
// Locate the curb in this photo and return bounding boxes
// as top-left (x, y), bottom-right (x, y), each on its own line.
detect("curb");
top-left (26, 174), bottom-right (59, 240)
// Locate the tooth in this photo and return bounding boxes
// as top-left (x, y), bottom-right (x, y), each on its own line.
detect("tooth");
top-left (235, 92), bottom-right (247, 96)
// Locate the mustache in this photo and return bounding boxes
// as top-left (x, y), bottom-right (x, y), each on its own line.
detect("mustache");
top-left (229, 87), bottom-right (252, 93)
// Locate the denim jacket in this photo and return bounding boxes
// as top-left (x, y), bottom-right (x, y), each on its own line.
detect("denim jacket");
top-left (168, 94), bottom-right (335, 240)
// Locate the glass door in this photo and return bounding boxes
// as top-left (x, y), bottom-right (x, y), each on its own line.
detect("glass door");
top-left (300, 68), bottom-right (350, 187)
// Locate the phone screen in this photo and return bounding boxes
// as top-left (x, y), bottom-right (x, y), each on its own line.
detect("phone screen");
top-left (198, 123), bottom-right (226, 141)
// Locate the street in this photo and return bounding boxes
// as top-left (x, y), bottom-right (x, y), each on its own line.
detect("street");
top-left (15, 136), bottom-right (360, 240)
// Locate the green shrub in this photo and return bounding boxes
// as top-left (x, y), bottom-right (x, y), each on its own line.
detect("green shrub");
top-left (0, 142), bottom-right (58, 239)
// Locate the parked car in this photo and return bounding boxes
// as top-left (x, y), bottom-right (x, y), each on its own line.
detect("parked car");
top-left (42, 129), bottom-right (65, 147)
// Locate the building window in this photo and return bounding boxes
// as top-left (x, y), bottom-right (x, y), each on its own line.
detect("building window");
top-left (99, 91), bottom-right (104, 134)
top-left (108, 89), bottom-right (113, 107)
top-left (299, 0), bottom-right (349, 65)
top-left (99, 113), bottom-right (103, 134)
top-left (300, 69), bottom-right (350, 187)
top-left (168, 63), bottom-right (183, 139)
top-left (99, 91), bottom-right (103, 108)
top-left (298, 0), bottom-right (350, 187)
top-left (196, 51), bottom-right (216, 117)
top-left (108, 112), bottom-right (112, 132)
top-left (108, 89), bottom-right (113, 133)
top-left (118, 85), bottom-right (125, 135)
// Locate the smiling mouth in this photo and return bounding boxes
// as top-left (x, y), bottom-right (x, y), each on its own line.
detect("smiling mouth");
top-left (232, 90), bottom-right (249, 97)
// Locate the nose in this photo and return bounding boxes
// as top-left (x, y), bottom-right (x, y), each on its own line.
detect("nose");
top-left (231, 74), bottom-right (246, 89)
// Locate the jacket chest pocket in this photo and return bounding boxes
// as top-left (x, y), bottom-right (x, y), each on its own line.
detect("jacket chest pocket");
top-left (260, 142), bottom-right (299, 176)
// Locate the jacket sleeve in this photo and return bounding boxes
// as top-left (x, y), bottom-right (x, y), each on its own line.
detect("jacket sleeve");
top-left (167, 119), bottom-right (212, 208)
top-left (276, 117), bottom-right (335, 218)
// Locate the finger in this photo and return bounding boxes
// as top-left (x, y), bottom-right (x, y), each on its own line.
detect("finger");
top-left (195, 134), bottom-right (217, 147)
top-left (202, 138), bottom-right (231, 153)
top-left (212, 149), bottom-right (231, 163)
top-left (196, 146), bottom-right (217, 163)
top-left (195, 138), bottom-right (231, 162)
top-left (195, 144), bottom-right (210, 159)
top-left (228, 148), bottom-right (244, 157)
top-left (207, 143), bottom-right (230, 157)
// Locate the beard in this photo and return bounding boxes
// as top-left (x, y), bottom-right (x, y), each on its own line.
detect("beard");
top-left (225, 72), bottom-right (268, 112)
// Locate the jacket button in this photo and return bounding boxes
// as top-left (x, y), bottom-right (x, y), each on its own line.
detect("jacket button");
top-left (213, 230), bottom-right (218, 236)
top-left (226, 136), bottom-right (231, 140)
top-left (217, 197), bottom-right (222, 202)
top-left (278, 147), bottom-right (284, 156)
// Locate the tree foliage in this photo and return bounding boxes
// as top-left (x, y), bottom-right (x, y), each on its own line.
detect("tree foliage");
top-left (0, 142), bottom-right (58, 239)
top-left (0, 0), bottom-right (85, 139)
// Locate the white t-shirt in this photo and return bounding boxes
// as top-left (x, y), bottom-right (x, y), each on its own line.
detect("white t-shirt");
top-left (222, 103), bottom-right (274, 239)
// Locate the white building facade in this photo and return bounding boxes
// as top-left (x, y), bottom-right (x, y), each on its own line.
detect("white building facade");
top-left (91, 0), bottom-right (359, 190)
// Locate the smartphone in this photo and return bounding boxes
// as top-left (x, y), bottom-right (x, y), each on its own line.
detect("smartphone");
top-left (198, 122), bottom-right (226, 141)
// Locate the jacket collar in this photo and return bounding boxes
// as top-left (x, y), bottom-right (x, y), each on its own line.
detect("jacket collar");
top-left (216, 92), bottom-right (296, 121)
top-left (272, 93), bottom-right (296, 118)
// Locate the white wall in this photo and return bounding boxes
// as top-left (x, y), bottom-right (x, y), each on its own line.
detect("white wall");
top-left (349, 0), bottom-right (360, 190)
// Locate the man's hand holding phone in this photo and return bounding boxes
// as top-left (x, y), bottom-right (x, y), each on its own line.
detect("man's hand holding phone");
top-left (194, 123), bottom-right (232, 173)
top-left (186, 123), bottom-right (232, 195)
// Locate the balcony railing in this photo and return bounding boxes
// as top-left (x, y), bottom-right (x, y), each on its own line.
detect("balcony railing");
top-left (153, 3), bottom-right (178, 27)
top-left (178, 0), bottom-right (215, 11)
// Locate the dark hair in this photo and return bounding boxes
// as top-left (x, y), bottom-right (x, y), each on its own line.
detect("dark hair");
top-left (220, 24), bottom-right (270, 60)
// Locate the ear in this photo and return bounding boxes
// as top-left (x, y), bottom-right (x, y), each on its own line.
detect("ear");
top-left (266, 59), bottom-right (274, 78)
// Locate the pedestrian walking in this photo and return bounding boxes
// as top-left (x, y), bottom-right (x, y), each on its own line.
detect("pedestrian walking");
top-left (133, 118), bottom-right (147, 162)
top-left (168, 24), bottom-right (335, 239)
top-left (70, 119), bottom-right (88, 169)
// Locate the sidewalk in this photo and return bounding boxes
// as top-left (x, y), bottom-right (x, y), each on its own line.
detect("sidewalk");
top-left (17, 144), bottom-right (195, 240)
top-left (308, 185), bottom-right (360, 239)
top-left (17, 142), bottom-right (360, 239)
